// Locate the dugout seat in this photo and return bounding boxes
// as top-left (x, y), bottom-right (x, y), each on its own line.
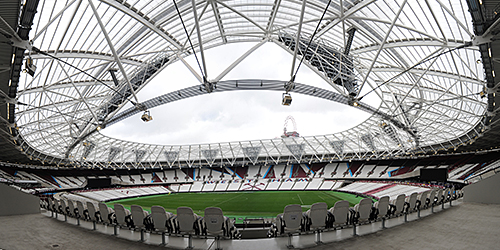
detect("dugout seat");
top-left (350, 198), bottom-right (372, 224)
top-left (272, 204), bottom-right (305, 248)
top-left (328, 200), bottom-right (350, 228)
top-left (426, 190), bottom-right (437, 209)
top-left (373, 196), bottom-right (390, 220)
top-left (76, 200), bottom-right (89, 220)
top-left (98, 202), bottom-right (115, 224)
top-left (203, 207), bottom-right (236, 250)
top-left (114, 204), bottom-right (133, 228)
top-left (175, 206), bottom-right (202, 249)
top-left (304, 202), bottom-right (328, 244)
top-left (131, 205), bottom-right (150, 241)
top-left (86, 202), bottom-right (100, 222)
top-left (151, 205), bottom-right (175, 245)
top-left (435, 189), bottom-right (444, 206)
top-left (405, 192), bottom-right (418, 213)
top-left (416, 190), bottom-right (429, 210)
top-left (389, 194), bottom-right (406, 216)
top-left (67, 200), bottom-right (76, 217)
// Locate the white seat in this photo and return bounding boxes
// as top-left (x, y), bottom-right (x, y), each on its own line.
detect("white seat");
top-left (353, 198), bottom-right (372, 223)
top-left (443, 188), bottom-right (451, 202)
top-left (328, 200), bottom-right (350, 227)
top-left (373, 196), bottom-right (390, 219)
top-left (272, 204), bottom-right (304, 248)
top-left (427, 190), bottom-right (437, 208)
top-left (390, 194), bottom-right (406, 216)
top-left (151, 205), bottom-right (174, 233)
top-left (176, 206), bottom-right (202, 249)
top-left (304, 202), bottom-right (328, 231)
top-left (67, 200), bottom-right (76, 217)
top-left (204, 207), bottom-right (225, 236)
top-left (114, 204), bottom-right (131, 227)
top-left (131, 205), bottom-right (149, 229)
top-left (86, 202), bottom-right (99, 222)
top-left (280, 204), bottom-right (304, 233)
top-left (98, 202), bottom-right (114, 224)
top-left (76, 200), bottom-right (87, 220)
top-left (405, 192), bottom-right (418, 213)
top-left (176, 206), bottom-right (200, 235)
top-left (304, 202), bottom-right (328, 244)
top-left (417, 190), bottom-right (429, 210)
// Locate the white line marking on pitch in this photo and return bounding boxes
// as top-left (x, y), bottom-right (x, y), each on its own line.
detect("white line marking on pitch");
top-left (297, 194), bottom-right (304, 204)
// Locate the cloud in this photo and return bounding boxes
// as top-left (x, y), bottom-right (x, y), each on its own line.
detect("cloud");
top-left (101, 42), bottom-right (374, 145)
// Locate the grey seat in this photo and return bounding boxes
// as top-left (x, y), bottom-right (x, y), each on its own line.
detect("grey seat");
top-left (273, 204), bottom-right (304, 248)
top-left (114, 204), bottom-right (132, 227)
top-left (435, 189), bottom-right (444, 205)
top-left (67, 200), bottom-right (76, 217)
top-left (204, 207), bottom-right (226, 250)
top-left (417, 190), bottom-right (429, 210)
top-left (76, 200), bottom-right (88, 220)
top-left (131, 204), bottom-right (149, 229)
top-left (304, 202), bottom-right (328, 244)
top-left (373, 196), bottom-right (390, 219)
top-left (426, 190), bottom-right (437, 208)
top-left (352, 198), bottom-right (372, 223)
top-left (98, 202), bottom-right (114, 224)
top-left (175, 206), bottom-right (202, 249)
top-left (328, 200), bottom-right (350, 227)
top-left (389, 194), bottom-right (406, 216)
top-left (304, 202), bottom-right (328, 231)
top-left (131, 205), bottom-right (150, 242)
top-left (151, 205), bottom-right (175, 245)
top-left (151, 205), bottom-right (174, 233)
top-left (405, 192), bottom-right (418, 213)
top-left (86, 202), bottom-right (99, 222)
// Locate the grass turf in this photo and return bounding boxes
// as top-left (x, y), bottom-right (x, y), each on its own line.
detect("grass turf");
top-left (106, 191), bottom-right (365, 222)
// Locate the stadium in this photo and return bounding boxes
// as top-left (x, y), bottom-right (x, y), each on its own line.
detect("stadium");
top-left (1, 0), bottom-right (499, 249)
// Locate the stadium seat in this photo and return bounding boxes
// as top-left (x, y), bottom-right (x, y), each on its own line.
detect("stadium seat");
top-left (175, 206), bottom-right (203, 249)
top-left (405, 192), bottom-right (418, 213)
top-left (204, 207), bottom-right (229, 250)
top-left (304, 202), bottom-right (328, 244)
top-left (328, 200), bottom-right (350, 228)
top-left (47, 198), bottom-right (55, 212)
top-left (76, 200), bottom-right (89, 220)
top-left (150, 205), bottom-right (175, 245)
top-left (270, 204), bottom-right (305, 248)
top-left (350, 198), bottom-right (372, 224)
top-left (114, 204), bottom-right (133, 228)
top-left (435, 189), bottom-right (444, 206)
top-left (58, 199), bottom-right (66, 215)
top-left (373, 196), bottom-right (390, 220)
top-left (131, 205), bottom-right (151, 242)
top-left (443, 188), bottom-right (451, 202)
top-left (389, 194), bottom-right (406, 216)
top-left (98, 202), bottom-right (115, 224)
top-left (304, 202), bottom-right (328, 231)
top-left (86, 202), bottom-right (100, 222)
top-left (416, 190), bottom-right (429, 210)
top-left (151, 205), bottom-right (175, 233)
top-left (67, 200), bottom-right (76, 217)
top-left (426, 190), bottom-right (437, 209)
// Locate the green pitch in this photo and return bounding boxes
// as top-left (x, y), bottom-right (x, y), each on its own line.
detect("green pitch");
top-left (106, 191), bottom-right (365, 222)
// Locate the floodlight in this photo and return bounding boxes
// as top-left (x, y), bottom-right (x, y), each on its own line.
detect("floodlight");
top-left (24, 57), bottom-right (36, 76)
top-left (141, 111), bottom-right (153, 122)
top-left (282, 93), bottom-right (292, 106)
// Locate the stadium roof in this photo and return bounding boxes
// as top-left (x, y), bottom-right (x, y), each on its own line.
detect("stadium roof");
top-left (0, 0), bottom-right (499, 168)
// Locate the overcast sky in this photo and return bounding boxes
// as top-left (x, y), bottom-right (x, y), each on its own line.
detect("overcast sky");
top-left (101, 42), bottom-right (378, 145)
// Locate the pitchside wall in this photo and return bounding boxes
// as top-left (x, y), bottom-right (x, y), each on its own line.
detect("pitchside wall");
top-left (0, 183), bottom-right (40, 216)
top-left (463, 172), bottom-right (500, 204)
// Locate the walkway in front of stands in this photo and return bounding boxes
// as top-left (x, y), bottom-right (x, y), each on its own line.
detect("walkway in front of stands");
top-left (1, 200), bottom-right (499, 250)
